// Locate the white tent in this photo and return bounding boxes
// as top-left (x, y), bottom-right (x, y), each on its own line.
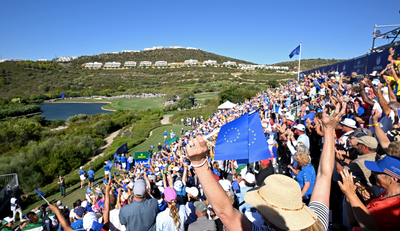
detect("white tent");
top-left (218, 101), bottom-right (237, 110)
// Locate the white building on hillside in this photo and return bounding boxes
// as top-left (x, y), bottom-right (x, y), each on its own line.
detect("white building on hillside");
top-left (0, 59), bottom-right (7, 63)
top-left (85, 62), bottom-right (103, 68)
top-left (203, 60), bottom-right (217, 65)
top-left (124, 61), bottom-right (137, 67)
top-left (186, 47), bottom-right (199, 50)
top-left (37, 59), bottom-right (48, 61)
top-left (155, 61), bottom-right (167, 66)
top-left (166, 46), bottom-right (184, 49)
top-left (184, 59), bottom-right (198, 65)
top-left (222, 61), bottom-right (236, 66)
top-left (140, 61), bottom-right (152, 67)
top-left (104, 62), bottom-right (121, 68)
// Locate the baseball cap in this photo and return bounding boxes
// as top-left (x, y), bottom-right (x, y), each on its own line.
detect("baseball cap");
top-left (286, 115), bottom-right (295, 122)
top-left (186, 187), bottom-right (199, 197)
top-left (194, 201), bottom-right (208, 213)
top-left (293, 124), bottom-right (305, 132)
top-left (260, 159), bottom-right (271, 166)
top-left (355, 136), bottom-right (378, 149)
top-left (2, 217), bottom-right (13, 226)
top-left (82, 212), bottom-right (103, 231)
top-left (245, 173), bottom-right (255, 184)
top-left (56, 200), bottom-right (62, 206)
top-left (75, 207), bottom-right (85, 217)
top-left (365, 156), bottom-right (400, 180)
top-left (164, 187), bottom-right (177, 202)
top-left (133, 179), bottom-right (146, 198)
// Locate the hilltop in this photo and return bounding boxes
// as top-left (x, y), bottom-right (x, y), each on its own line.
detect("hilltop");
top-left (273, 58), bottom-right (345, 71)
top-left (70, 49), bottom-right (255, 67)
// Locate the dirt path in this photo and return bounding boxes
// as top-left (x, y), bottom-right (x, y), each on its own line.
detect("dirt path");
top-left (88, 128), bottom-right (123, 163)
top-left (161, 114), bottom-right (173, 124)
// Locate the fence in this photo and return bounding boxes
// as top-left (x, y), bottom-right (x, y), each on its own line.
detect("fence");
top-left (301, 45), bottom-right (400, 77)
top-left (0, 173), bottom-right (19, 214)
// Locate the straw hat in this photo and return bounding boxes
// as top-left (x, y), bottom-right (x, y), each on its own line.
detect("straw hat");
top-left (244, 174), bottom-right (317, 230)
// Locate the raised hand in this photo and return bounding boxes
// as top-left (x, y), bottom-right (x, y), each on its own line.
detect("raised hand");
top-left (338, 169), bottom-right (357, 196)
top-left (322, 102), bottom-right (346, 130)
top-left (186, 135), bottom-right (209, 165)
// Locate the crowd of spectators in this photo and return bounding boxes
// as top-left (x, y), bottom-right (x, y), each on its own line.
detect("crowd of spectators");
top-left (2, 48), bottom-right (400, 231)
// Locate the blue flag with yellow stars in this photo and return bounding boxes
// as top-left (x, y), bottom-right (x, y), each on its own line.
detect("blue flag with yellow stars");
top-left (214, 112), bottom-right (271, 164)
top-left (289, 45), bottom-right (300, 59)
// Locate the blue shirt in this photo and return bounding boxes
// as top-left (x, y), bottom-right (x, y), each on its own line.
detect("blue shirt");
top-left (357, 106), bottom-right (365, 117)
top-left (237, 187), bottom-right (255, 213)
top-left (104, 165), bottom-right (110, 171)
top-left (297, 134), bottom-right (310, 149)
top-left (87, 169), bottom-right (95, 178)
top-left (296, 164), bottom-right (316, 199)
top-left (121, 156), bottom-right (127, 163)
top-left (116, 155), bottom-right (121, 162)
top-left (78, 170), bottom-right (85, 176)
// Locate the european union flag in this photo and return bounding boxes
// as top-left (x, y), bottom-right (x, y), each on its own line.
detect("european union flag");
top-left (214, 112), bottom-right (271, 164)
top-left (289, 45), bottom-right (300, 59)
top-left (116, 143), bottom-right (128, 155)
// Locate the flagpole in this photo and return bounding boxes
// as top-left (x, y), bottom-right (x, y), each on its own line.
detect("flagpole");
top-left (298, 42), bottom-right (302, 82)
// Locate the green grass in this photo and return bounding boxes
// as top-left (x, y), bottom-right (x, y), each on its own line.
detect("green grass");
top-left (194, 92), bottom-right (218, 104)
top-left (55, 97), bottom-right (165, 111)
top-left (128, 125), bottom-right (191, 154)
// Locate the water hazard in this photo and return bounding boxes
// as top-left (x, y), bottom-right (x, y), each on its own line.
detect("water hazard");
top-left (39, 103), bottom-right (113, 120)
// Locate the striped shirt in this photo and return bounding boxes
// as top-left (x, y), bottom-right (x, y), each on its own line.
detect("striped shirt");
top-left (252, 201), bottom-right (329, 231)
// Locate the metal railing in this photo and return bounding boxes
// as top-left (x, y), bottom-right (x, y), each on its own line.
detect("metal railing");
top-left (0, 173), bottom-right (19, 214)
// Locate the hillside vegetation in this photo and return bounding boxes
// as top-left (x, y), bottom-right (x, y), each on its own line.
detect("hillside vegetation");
top-left (274, 58), bottom-right (345, 71)
top-left (70, 49), bottom-right (255, 67)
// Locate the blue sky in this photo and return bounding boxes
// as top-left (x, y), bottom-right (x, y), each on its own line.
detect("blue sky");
top-left (1, 0), bottom-right (399, 64)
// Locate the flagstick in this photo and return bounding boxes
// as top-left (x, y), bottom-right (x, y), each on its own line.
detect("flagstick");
top-left (298, 42), bottom-right (302, 82)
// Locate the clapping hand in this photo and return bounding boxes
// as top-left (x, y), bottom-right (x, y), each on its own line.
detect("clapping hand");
top-left (338, 169), bottom-right (357, 196)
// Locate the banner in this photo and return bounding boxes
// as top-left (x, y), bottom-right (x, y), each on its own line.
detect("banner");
top-left (328, 63), bottom-right (338, 72)
top-left (320, 66), bottom-right (327, 74)
top-left (61, 93), bottom-right (65, 99)
top-left (366, 49), bottom-right (389, 74)
top-left (352, 55), bottom-right (367, 75)
top-left (338, 60), bottom-right (353, 77)
top-left (135, 151), bottom-right (149, 164)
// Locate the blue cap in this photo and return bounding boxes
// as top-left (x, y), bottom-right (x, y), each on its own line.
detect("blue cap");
top-left (365, 156), bottom-right (400, 180)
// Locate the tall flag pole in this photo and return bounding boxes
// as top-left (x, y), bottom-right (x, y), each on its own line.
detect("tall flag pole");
top-left (298, 43), bottom-right (302, 81)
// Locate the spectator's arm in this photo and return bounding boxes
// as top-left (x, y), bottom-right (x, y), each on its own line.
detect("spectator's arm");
top-left (182, 163), bottom-right (188, 185)
top-left (371, 109), bottom-right (390, 151)
top-left (360, 81), bottom-right (375, 107)
top-left (385, 78), bottom-right (397, 102)
top-left (186, 136), bottom-right (252, 231)
top-left (102, 181), bottom-right (111, 230)
top-left (338, 170), bottom-right (381, 231)
top-left (301, 182), bottom-right (311, 197)
top-left (310, 102), bottom-right (346, 206)
top-left (377, 83), bottom-right (392, 116)
top-left (48, 204), bottom-right (73, 231)
top-left (117, 188), bottom-right (122, 209)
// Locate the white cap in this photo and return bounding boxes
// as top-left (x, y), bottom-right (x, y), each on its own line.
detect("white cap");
top-left (56, 200), bottom-right (62, 206)
top-left (81, 200), bottom-right (89, 208)
top-left (82, 212), bottom-right (98, 231)
top-left (186, 187), bottom-right (199, 197)
top-left (245, 173), bottom-right (255, 184)
top-left (286, 115), bottom-right (295, 122)
top-left (293, 124), bottom-right (306, 132)
top-left (219, 180), bottom-right (231, 191)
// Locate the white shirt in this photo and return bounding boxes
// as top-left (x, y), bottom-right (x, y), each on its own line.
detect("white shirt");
top-left (109, 209), bottom-right (126, 231)
top-left (156, 205), bottom-right (187, 231)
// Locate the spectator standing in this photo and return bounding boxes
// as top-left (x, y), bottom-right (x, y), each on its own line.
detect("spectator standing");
top-left (58, 175), bottom-right (66, 197)
top-left (1, 217), bottom-right (15, 231)
top-left (156, 187), bottom-right (187, 231)
top-left (78, 166), bottom-right (86, 188)
top-left (291, 124), bottom-right (310, 149)
top-left (292, 152), bottom-right (316, 203)
top-left (127, 155), bottom-right (134, 170)
top-left (10, 195), bottom-right (25, 222)
top-left (187, 201), bottom-right (216, 231)
top-left (104, 162), bottom-right (111, 183)
top-left (255, 159), bottom-right (274, 187)
top-left (87, 167), bottom-right (95, 189)
top-left (119, 179), bottom-right (158, 231)
top-left (121, 154), bottom-right (127, 170)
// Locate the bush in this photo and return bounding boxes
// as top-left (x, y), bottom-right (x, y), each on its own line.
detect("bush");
top-left (0, 104), bottom-right (41, 119)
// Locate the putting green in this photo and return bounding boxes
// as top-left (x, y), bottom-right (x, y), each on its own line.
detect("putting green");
top-left (56, 97), bottom-right (165, 111)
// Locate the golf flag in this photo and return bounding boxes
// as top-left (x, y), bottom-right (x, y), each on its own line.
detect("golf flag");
top-left (214, 112), bottom-right (271, 164)
top-left (35, 189), bottom-right (49, 203)
top-left (289, 45), bottom-right (300, 59)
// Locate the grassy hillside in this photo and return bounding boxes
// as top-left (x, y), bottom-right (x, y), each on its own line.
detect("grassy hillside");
top-left (70, 49), bottom-right (255, 67)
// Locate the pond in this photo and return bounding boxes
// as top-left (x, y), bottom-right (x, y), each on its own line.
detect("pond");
top-left (39, 103), bottom-right (114, 120)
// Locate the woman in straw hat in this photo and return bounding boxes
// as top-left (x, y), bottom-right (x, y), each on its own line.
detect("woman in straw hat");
top-left (186, 102), bottom-right (347, 231)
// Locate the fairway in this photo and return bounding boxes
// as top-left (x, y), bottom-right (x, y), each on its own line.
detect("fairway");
top-left (194, 92), bottom-right (218, 104)
top-left (55, 93), bottom-right (217, 111)
top-left (128, 125), bottom-right (191, 154)
top-left (56, 97), bottom-right (165, 111)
